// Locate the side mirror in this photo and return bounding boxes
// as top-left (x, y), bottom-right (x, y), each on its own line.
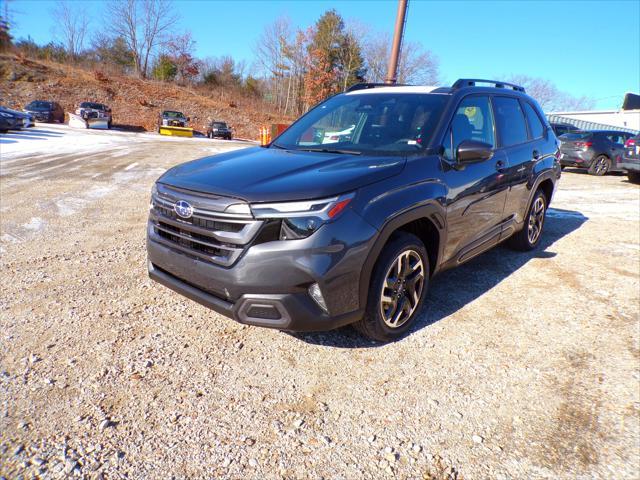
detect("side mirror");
top-left (456, 140), bottom-right (493, 163)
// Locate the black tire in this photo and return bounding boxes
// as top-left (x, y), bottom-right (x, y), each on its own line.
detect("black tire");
top-left (588, 155), bottom-right (610, 176)
top-left (107, 120), bottom-right (112, 130)
top-left (628, 171), bottom-right (640, 184)
top-left (560, 165), bottom-right (566, 170)
top-left (354, 232), bottom-right (429, 342)
top-left (508, 189), bottom-right (547, 251)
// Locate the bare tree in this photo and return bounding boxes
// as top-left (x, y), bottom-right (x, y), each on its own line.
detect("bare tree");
top-left (363, 31), bottom-right (439, 85)
top-left (106, 0), bottom-right (179, 78)
top-left (506, 75), bottom-right (596, 112)
top-left (254, 16), bottom-right (292, 112)
top-left (53, 0), bottom-right (89, 60)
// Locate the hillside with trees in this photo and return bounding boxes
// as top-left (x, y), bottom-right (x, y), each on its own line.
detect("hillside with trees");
top-left (0, 0), bottom-right (594, 133)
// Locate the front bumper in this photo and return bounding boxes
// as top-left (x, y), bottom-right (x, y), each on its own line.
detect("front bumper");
top-left (210, 131), bottom-right (231, 138)
top-left (147, 209), bottom-right (378, 332)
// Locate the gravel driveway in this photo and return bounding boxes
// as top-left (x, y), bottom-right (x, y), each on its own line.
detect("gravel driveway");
top-left (1, 125), bottom-right (639, 479)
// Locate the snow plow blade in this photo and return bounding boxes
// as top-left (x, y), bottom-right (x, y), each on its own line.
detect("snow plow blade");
top-left (68, 113), bottom-right (109, 130)
top-left (159, 126), bottom-right (193, 137)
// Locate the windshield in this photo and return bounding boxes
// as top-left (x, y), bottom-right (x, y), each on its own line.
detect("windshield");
top-left (26, 101), bottom-right (52, 110)
top-left (212, 122), bottom-right (227, 128)
top-left (164, 111), bottom-right (185, 118)
top-left (273, 93), bottom-right (448, 155)
top-left (80, 102), bottom-right (103, 109)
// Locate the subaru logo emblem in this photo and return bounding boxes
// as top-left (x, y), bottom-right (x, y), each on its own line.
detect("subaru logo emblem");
top-left (174, 200), bottom-right (193, 219)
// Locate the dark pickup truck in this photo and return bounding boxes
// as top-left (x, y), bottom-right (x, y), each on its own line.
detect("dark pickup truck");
top-left (207, 121), bottom-right (232, 140)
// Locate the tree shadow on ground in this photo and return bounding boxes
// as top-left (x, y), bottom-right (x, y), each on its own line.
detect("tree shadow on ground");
top-left (288, 208), bottom-right (588, 348)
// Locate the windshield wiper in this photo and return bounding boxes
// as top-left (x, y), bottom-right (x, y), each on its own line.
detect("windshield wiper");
top-left (297, 147), bottom-right (362, 155)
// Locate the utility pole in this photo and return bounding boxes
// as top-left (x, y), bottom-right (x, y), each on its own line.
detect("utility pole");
top-left (385, 0), bottom-right (408, 85)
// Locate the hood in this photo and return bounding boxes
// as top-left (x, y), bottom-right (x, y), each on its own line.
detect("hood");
top-left (158, 146), bottom-right (406, 202)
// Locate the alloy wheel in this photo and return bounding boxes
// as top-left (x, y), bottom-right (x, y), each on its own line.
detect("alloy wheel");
top-left (527, 196), bottom-right (545, 244)
top-left (595, 156), bottom-right (609, 175)
top-left (379, 249), bottom-right (425, 328)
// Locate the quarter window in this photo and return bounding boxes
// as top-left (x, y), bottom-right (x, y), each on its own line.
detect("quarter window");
top-left (522, 102), bottom-right (544, 139)
top-left (493, 97), bottom-right (529, 147)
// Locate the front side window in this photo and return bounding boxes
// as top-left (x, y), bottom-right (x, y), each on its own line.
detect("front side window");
top-left (522, 102), bottom-right (544, 139)
top-left (493, 96), bottom-right (529, 147)
top-left (444, 95), bottom-right (495, 160)
top-left (273, 93), bottom-right (448, 155)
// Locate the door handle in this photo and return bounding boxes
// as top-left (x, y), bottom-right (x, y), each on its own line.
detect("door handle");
top-left (495, 160), bottom-right (506, 173)
top-left (532, 150), bottom-right (540, 159)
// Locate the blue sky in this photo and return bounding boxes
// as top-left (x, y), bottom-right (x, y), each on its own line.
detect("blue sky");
top-left (9, 0), bottom-right (640, 109)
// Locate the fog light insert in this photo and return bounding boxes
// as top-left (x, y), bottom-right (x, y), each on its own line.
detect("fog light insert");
top-left (309, 283), bottom-right (328, 314)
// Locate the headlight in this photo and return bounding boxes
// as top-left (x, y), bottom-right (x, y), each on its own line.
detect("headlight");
top-left (251, 193), bottom-right (354, 240)
top-left (0, 112), bottom-right (13, 118)
top-left (149, 183), bottom-right (158, 211)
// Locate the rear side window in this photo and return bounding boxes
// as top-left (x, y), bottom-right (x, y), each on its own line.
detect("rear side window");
top-left (522, 102), bottom-right (544, 139)
top-left (493, 97), bottom-right (529, 147)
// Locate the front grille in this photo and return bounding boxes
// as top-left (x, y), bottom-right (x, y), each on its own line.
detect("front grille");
top-left (149, 184), bottom-right (262, 267)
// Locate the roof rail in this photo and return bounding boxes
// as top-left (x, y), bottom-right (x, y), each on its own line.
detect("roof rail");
top-left (346, 82), bottom-right (408, 92)
top-left (451, 78), bottom-right (526, 92)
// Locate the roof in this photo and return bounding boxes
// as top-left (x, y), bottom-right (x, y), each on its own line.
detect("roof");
top-left (345, 86), bottom-right (441, 95)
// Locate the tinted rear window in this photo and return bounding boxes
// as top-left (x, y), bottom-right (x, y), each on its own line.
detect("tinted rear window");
top-left (561, 132), bottom-right (592, 140)
top-left (493, 97), bottom-right (529, 147)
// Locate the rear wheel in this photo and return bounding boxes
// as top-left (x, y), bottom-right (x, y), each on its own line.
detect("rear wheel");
top-left (354, 232), bottom-right (429, 342)
top-left (508, 190), bottom-right (547, 251)
top-left (588, 155), bottom-right (610, 176)
top-left (628, 171), bottom-right (640, 184)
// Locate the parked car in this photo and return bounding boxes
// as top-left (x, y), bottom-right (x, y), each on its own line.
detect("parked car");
top-left (206, 121), bottom-right (232, 140)
top-left (159, 110), bottom-right (188, 129)
top-left (24, 100), bottom-right (65, 123)
top-left (147, 78), bottom-right (560, 342)
top-left (0, 107), bottom-right (23, 132)
top-left (76, 102), bottom-right (112, 128)
top-left (620, 134), bottom-right (640, 184)
top-left (323, 125), bottom-right (355, 144)
top-left (558, 130), bottom-right (635, 175)
top-left (550, 122), bottom-right (580, 138)
top-left (0, 106), bottom-right (34, 128)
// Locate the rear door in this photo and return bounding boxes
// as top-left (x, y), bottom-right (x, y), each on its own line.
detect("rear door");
top-left (441, 94), bottom-right (510, 263)
top-left (492, 96), bottom-right (537, 226)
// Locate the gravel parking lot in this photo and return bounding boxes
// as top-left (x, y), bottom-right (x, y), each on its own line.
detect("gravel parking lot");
top-left (1, 125), bottom-right (639, 479)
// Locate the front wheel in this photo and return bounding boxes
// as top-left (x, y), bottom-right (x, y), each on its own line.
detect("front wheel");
top-left (589, 155), bottom-right (610, 176)
top-left (508, 190), bottom-right (547, 251)
top-left (628, 171), bottom-right (640, 184)
top-left (354, 232), bottom-right (429, 342)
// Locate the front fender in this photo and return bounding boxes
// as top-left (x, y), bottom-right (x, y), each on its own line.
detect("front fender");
top-left (356, 179), bottom-right (448, 310)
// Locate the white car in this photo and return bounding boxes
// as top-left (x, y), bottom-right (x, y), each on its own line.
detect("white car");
top-left (322, 125), bottom-right (355, 144)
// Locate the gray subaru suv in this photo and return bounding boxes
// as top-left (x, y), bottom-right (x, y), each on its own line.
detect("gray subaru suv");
top-left (147, 79), bottom-right (560, 341)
